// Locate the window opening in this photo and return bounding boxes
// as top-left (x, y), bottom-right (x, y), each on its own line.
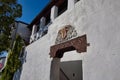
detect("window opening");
top-left (58, 0), bottom-right (68, 16)
top-left (45, 13), bottom-right (51, 25)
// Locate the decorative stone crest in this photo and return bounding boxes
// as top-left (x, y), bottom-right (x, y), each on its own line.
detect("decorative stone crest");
top-left (55, 25), bottom-right (77, 44)
top-left (49, 25), bottom-right (89, 58)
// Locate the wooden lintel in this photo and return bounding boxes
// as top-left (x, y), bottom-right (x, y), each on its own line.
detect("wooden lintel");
top-left (49, 34), bottom-right (89, 58)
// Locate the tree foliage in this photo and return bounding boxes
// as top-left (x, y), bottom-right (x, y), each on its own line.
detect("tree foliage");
top-left (0, 35), bottom-right (25, 80)
top-left (0, 0), bottom-right (22, 51)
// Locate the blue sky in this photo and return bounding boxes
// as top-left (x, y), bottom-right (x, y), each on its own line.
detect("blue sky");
top-left (18, 0), bottom-right (50, 24)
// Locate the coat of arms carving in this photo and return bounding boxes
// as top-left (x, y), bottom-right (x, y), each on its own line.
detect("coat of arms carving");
top-left (55, 25), bottom-right (77, 44)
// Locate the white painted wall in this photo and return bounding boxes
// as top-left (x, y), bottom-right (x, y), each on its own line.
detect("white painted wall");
top-left (20, 35), bottom-right (52, 80)
top-left (20, 0), bottom-right (120, 80)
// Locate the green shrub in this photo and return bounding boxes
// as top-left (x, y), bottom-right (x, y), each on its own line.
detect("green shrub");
top-left (0, 35), bottom-right (25, 80)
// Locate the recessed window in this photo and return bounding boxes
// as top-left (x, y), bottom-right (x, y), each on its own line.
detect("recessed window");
top-left (45, 13), bottom-right (50, 25)
top-left (58, 0), bottom-right (68, 16)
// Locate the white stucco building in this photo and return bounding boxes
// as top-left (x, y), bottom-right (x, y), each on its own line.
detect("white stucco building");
top-left (20, 0), bottom-right (120, 80)
top-left (11, 21), bottom-right (30, 45)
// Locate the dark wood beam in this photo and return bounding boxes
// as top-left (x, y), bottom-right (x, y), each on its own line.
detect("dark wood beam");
top-left (50, 34), bottom-right (89, 58)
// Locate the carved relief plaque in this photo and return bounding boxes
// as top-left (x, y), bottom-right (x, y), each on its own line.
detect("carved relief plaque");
top-left (55, 25), bottom-right (77, 44)
top-left (49, 25), bottom-right (89, 58)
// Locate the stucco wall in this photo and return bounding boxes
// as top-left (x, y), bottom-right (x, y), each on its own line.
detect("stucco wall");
top-left (20, 0), bottom-right (120, 80)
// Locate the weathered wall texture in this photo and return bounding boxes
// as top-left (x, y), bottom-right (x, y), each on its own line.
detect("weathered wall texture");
top-left (20, 0), bottom-right (120, 80)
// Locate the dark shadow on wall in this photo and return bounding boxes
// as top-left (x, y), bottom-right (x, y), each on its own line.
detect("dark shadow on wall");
top-left (60, 60), bottom-right (83, 80)
top-left (50, 59), bottom-right (83, 80)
